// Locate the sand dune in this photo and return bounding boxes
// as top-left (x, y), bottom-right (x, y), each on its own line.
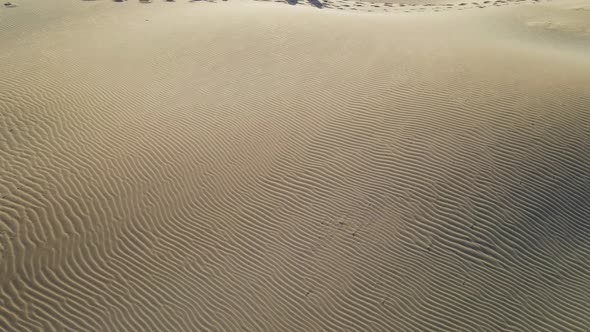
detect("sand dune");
top-left (1, 0), bottom-right (590, 331)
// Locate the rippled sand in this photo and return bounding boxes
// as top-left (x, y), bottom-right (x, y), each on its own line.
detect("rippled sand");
top-left (1, 0), bottom-right (590, 331)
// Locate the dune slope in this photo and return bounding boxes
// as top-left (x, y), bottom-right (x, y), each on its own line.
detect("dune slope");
top-left (1, 1), bottom-right (590, 331)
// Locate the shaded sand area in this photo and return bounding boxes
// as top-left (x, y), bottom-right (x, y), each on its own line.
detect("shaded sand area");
top-left (1, 0), bottom-right (590, 331)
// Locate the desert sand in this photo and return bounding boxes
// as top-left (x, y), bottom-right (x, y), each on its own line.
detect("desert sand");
top-left (1, 0), bottom-right (590, 331)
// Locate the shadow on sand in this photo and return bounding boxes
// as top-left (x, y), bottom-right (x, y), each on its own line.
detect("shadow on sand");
top-left (308, 0), bottom-right (323, 7)
top-left (287, 0), bottom-right (322, 7)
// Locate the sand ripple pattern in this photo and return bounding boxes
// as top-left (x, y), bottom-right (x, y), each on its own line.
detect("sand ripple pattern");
top-left (1, 2), bottom-right (590, 331)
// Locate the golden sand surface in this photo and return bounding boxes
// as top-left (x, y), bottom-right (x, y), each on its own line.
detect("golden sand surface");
top-left (1, 0), bottom-right (590, 331)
